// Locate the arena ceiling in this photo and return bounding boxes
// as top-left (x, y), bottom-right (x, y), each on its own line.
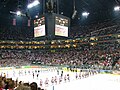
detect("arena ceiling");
top-left (0, 0), bottom-right (119, 26)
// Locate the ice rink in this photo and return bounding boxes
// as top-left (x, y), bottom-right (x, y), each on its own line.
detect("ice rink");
top-left (0, 68), bottom-right (120, 90)
top-left (51, 74), bottom-right (120, 90)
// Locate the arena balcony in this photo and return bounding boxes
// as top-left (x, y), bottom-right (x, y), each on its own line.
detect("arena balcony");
top-left (0, 33), bottom-right (119, 50)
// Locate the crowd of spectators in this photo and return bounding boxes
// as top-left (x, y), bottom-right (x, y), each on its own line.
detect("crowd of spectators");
top-left (0, 25), bottom-right (33, 40)
top-left (0, 75), bottom-right (43, 90)
top-left (70, 21), bottom-right (120, 38)
top-left (0, 43), bottom-right (119, 70)
top-left (0, 20), bottom-right (120, 40)
top-left (90, 24), bottom-right (120, 37)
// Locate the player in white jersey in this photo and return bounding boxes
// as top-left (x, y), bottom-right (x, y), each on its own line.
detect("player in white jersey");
top-left (40, 79), bottom-right (43, 88)
top-left (45, 78), bottom-right (49, 87)
top-left (51, 77), bottom-right (54, 85)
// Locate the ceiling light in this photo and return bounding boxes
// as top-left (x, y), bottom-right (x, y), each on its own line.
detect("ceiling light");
top-left (35, 15), bottom-right (38, 18)
top-left (27, 0), bottom-right (40, 9)
top-left (114, 6), bottom-right (120, 11)
top-left (16, 11), bottom-right (21, 16)
top-left (32, 0), bottom-right (40, 6)
top-left (27, 3), bottom-right (33, 9)
top-left (82, 12), bottom-right (89, 17)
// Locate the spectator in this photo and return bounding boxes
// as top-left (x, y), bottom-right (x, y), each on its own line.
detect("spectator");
top-left (30, 82), bottom-right (38, 90)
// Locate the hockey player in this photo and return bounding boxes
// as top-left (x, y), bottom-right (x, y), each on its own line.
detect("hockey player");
top-left (51, 77), bottom-right (54, 85)
top-left (45, 78), bottom-right (49, 87)
top-left (40, 79), bottom-right (43, 88)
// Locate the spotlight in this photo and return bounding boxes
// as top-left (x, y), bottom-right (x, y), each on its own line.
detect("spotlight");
top-left (61, 12), bottom-right (63, 14)
top-left (16, 11), bottom-right (21, 16)
top-left (32, 0), bottom-right (40, 6)
top-left (27, 0), bottom-right (40, 9)
top-left (27, 3), bottom-right (33, 9)
top-left (35, 15), bottom-right (38, 18)
top-left (82, 12), bottom-right (89, 17)
top-left (114, 6), bottom-right (120, 11)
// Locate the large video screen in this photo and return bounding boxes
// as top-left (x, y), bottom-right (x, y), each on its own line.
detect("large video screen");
top-left (34, 17), bottom-right (45, 37)
top-left (55, 16), bottom-right (69, 37)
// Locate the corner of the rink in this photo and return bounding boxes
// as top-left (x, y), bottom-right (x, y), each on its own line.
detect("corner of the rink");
top-left (100, 70), bottom-right (120, 76)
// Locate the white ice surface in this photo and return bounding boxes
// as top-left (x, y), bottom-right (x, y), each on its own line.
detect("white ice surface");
top-left (0, 69), bottom-right (120, 90)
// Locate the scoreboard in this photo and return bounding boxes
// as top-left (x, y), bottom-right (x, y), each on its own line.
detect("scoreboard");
top-left (34, 17), bottom-right (46, 37)
top-left (55, 16), bottom-right (69, 37)
top-left (33, 13), bottom-right (70, 39)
